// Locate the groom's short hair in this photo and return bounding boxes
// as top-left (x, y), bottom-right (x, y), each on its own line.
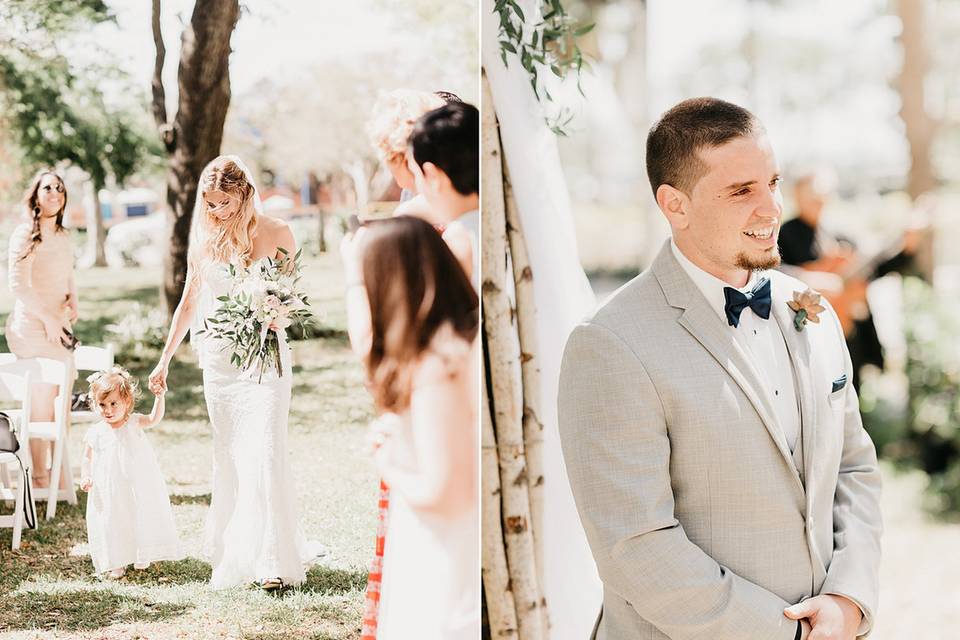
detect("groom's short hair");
top-left (646, 97), bottom-right (762, 196)
top-left (409, 102), bottom-right (479, 196)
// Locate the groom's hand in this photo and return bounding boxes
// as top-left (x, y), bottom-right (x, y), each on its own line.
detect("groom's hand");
top-left (785, 594), bottom-right (862, 640)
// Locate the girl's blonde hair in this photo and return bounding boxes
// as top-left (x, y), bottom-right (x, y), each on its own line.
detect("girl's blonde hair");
top-left (367, 90), bottom-right (445, 166)
top-left (189, 155), bottom-right (258, 270)
top-left (87, 366), bottom-right (139, 419)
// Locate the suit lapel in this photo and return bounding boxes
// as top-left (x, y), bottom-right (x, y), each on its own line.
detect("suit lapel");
top-left (651, 243), bottom-right (805, 496)
top-left (771, 279), bottom-right (818, 489)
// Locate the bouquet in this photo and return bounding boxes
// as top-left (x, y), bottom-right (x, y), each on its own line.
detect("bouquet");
top-left (197, 248), bottom-right (312, 382)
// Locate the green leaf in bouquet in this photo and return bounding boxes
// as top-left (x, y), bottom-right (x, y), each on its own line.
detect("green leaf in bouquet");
top-left (216, 295), bottom-right (230, 302)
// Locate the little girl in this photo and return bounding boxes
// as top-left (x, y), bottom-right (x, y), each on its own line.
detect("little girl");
top-left (79, 366), bottom-right (183, 578)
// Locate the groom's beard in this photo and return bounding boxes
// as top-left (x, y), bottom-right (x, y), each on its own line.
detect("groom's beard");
top-left (735, 247), bottom-right (781, 272)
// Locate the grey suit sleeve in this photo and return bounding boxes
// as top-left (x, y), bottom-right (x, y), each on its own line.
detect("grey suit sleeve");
top-left (820, 336), bottom-right (883, 637)
top-left (558, 321), bottom-right (797, 640)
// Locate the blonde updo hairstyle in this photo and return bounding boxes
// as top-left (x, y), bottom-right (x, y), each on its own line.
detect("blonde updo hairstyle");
top-left (189, 155), bottom-right (258, 269)
top-left (87, 366), bottom-right (140, 422)
top-left (367, 90), bottom-right (445, 168)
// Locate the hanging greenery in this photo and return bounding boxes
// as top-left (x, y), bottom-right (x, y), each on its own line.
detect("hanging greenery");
top-left (493, 0), bottom-right (594, 135)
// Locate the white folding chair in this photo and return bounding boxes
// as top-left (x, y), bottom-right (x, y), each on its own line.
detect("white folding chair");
top-left (0, 352), bottom-right (25, 504)
top-left (7, 358), bottom-right (78, 520)
top-left (0, 366), bottom-right (35, 549)
top-left (72, 344), bottom-right (115, 424)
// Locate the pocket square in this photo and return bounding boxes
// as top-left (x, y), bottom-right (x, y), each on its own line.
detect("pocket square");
top-left (831, 374), bottom-right (848, 393)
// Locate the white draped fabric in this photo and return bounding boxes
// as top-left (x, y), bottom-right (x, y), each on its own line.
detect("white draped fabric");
top-left (482, 2), bottom-right (603, 637)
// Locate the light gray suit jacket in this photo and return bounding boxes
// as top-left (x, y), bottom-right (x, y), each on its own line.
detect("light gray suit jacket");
top-left (558, 241), bottom-right (882, 640)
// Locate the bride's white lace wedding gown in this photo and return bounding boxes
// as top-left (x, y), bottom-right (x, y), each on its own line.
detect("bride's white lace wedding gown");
top-left (194, 260), bottom-right (310, 589)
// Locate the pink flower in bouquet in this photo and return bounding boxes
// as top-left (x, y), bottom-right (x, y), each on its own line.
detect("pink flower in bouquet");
top-left (269, 316), bottom-right (292, 331)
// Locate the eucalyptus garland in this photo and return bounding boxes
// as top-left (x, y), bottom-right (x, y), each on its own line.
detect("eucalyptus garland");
top-left (493, 0), bottom-right (594, 135)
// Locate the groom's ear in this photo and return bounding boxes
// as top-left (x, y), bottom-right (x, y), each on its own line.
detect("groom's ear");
top-left (655, 184), bottom-right (690, 231)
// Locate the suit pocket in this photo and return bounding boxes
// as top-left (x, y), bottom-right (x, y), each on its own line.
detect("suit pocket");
top-left (827, 387), bottom-right (845, 409)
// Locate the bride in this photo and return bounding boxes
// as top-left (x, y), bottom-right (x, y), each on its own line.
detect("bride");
top-left (149, 154), bottom-right (311, 590)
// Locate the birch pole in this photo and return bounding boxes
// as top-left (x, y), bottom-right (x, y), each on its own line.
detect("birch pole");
top-left (503, 164), bottom-right (546, 602)
top-left (481, 70), bottom-right (545, 639)
top-left (482, 370), bottom-right (519, 638)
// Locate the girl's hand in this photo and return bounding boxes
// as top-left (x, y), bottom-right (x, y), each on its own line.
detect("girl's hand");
top-left (80, 477), bottom-right (92, 491)
top-left (366, 413), bottom-right (401, 456)
top-left (339, 226), bottom-right (368, 286)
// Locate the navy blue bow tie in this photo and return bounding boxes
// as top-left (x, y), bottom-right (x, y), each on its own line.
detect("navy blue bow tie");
top-left (723, 277), bottom-right (771, 327)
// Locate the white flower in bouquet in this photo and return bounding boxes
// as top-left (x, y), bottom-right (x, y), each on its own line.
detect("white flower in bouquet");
top-left (196, 248), bottom-right (313, 382)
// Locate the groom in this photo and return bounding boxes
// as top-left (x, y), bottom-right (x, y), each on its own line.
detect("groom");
top-left (558, 98), bottom-right (882, 640)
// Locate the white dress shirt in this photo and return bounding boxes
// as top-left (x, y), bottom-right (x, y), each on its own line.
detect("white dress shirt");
top-left (671, 240), bottom-right (801, 452)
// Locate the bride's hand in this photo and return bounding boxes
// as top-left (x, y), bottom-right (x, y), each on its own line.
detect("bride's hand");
top-left (148, 361), bottom-right (169, 395)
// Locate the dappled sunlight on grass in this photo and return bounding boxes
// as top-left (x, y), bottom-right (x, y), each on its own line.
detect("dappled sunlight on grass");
top-left (299, 565), bottom-right (367, 596)
top-left (0, 254), bottom-right (376, 637)
top-left (0, 587), bottom-right (191, 632)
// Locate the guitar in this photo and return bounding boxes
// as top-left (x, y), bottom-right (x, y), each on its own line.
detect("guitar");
top-left (780, 232), bottom-right (917, 338)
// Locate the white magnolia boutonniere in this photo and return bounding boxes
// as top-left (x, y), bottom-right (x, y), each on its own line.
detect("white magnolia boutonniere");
top-left (787, 289), bottom-right (826, 331)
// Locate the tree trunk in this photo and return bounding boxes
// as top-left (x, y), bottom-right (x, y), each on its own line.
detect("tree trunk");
top-left (481, 70), bottom-right (545, 640)
top-left (309, 171), bottom-right (327, 253)
top-left (83, 182), bottom-right (108, 267)
top-left (897, 0), bottom-right (936, 200)
top-left (153, 0), bottom-right (240, 315)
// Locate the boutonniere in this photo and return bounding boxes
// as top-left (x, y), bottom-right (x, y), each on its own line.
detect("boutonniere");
top-left (786, 289), bottom-right (825, 331)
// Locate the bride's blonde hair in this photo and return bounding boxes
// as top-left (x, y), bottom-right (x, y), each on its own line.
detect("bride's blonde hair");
top-left (189, 155), bottom-right (258, 268)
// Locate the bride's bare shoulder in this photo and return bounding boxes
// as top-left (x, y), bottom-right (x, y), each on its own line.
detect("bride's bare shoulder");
top-left (256, 216), bottom-right (296, 254)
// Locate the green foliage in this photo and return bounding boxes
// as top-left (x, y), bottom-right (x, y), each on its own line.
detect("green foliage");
top-left (0, 0), bottom-right (113, 37)
top-left (493, 0), bottom-right (594, 135)
top-left (895, 277), bottom-right (960, 514)
top-left (0, 0), bottom-right (156, 188)
top-left (0, 253), bottom-right (374, 639)
top-left (104, 302), bottom-right (169, 366)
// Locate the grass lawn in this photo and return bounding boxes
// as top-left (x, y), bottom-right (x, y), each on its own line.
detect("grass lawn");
top-left (0, 252), bottom-right (378, 639)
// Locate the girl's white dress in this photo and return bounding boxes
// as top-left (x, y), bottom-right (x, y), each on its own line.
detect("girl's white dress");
top-left (84, 415), bottom-right (183, 573)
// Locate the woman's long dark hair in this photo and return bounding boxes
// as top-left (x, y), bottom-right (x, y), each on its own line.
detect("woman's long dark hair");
top-left (362, 216), bottom-right (478, 413)
top-left (18, 170), bottom-right (67, 261)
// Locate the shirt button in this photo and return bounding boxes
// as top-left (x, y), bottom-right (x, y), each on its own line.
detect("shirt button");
top-left (775, 390), bottom-right (779, 396)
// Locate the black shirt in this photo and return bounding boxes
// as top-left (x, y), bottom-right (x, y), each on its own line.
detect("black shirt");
top-left (778, 217), bottom-right (818, 266)
top-left (778, 215), bottom-right (913, 279)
